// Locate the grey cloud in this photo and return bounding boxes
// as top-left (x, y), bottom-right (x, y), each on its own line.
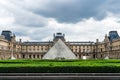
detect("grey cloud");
top-left (1, 0), bottom-right (120, 42)
top-left (2, 0), bottom-right (120, 25)
top-left (15, 13), bottom-right (47, 27)
top-left (1, 1), bottom-right (48, 27)
top-left (105, 0), bottom-right (120, 13)
top-left (14, 31), bottom-right (27, 36)
top-left (7, 0), bottom-right (120, 23)
top-left (28, 29), bottom-right (53, 41)
top-left (30, 0), bottom-right (106, 23)
top-left (12, 27), bottom-right (53, 41)
top-left (23, 0), bottom-right (120, 23)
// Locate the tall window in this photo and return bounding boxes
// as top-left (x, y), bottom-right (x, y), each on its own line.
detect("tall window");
top-left (22, 54), bottom-right (25, 58)
top-left (33, 55), bottom-right (35, 58)
top-left (37, 55), bottom-right (39, 58)
top-left (29, 55), bottom-right (31, 58)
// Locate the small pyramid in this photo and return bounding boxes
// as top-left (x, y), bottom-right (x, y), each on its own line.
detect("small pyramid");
top-left (43, 39), bottom-right (77, 59)
top-left (104, 56), bottom-right (109, 59)
top-left (9, 56), bottom-right (16, 60)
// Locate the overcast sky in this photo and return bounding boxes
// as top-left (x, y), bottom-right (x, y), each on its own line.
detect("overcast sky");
top-left (0, 0), bottom-right (120, 42)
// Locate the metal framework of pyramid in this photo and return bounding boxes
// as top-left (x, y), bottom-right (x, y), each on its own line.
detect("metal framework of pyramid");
top-left (43, 39), bottom-right (77, 59)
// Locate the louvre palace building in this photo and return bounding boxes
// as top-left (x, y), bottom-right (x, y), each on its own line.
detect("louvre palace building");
top-left (0, 30), bottom-right (120, 60)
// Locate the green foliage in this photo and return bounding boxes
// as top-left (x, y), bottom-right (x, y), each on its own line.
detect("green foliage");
top-left (0, 59), bottom-right (120, 73)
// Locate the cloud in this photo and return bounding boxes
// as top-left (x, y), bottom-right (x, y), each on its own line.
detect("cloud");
top-left (1, 0), bottom-right (120, 24)
top-left (12, 0), bottom-right (120, 23)
top-left (16, 15), bottom-right (120, 42)
top-left (0, 0), bottom-right (120, 42)
top-left (31, 0), bottom-right (105, 23)
top-left (0, 0), bottom-right (48, 27)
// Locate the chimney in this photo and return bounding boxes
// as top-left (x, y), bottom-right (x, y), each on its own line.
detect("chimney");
top-left (19, 38), bottom-right (22, 43)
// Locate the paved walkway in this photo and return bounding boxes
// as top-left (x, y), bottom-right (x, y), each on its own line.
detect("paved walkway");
top-left (0, 73), bottom-right (120, 80)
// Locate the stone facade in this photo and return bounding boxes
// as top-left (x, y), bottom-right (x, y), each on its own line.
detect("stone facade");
top-left (0, 30), bottom-right (120, 60)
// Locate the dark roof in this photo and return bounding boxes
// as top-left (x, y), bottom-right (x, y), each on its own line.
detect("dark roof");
top-left (109, 31), bottom-right (120, 41)
top-left (22, 41), bottom-right (94, 46)
top-left (1, 30), bottom-right (12, 41)
top-left (22, 42), bottom-right (53, 45)
top-left (67, 41), bottom-right (94, 45)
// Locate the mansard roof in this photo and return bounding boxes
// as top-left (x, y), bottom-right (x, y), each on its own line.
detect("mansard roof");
top-left (66, 41), bottom-right (95, 45)
top-left (21, 41), bottom-right (95, 46)
top-left (109, 31), bottom-right (120, 41)
top-left (22, 41), bottom-right (53, 45)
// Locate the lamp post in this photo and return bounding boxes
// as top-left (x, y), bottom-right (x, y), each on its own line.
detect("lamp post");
top-left (11, 42), bottom-right (16, 60)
